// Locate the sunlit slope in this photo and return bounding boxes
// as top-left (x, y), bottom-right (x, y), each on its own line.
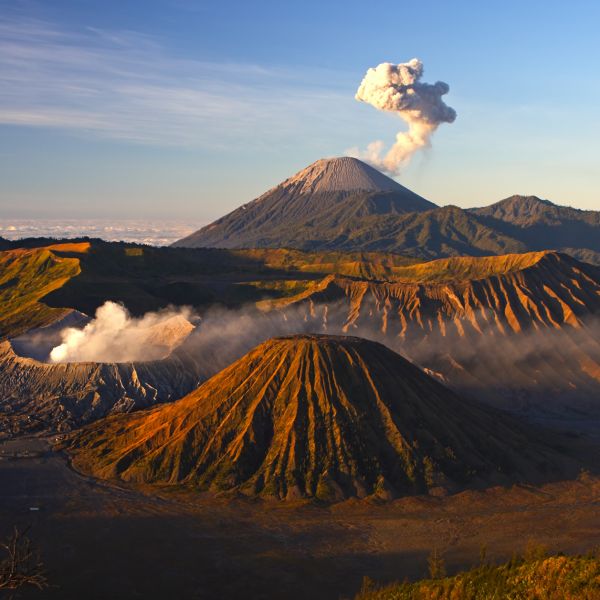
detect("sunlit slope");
top-left (267, 252), bottom-right (600, 414)
top-left (0, 242), bottom-right (88, 338)
top-left (275, 251), bottom-right (600, 332)
top-left (0, 240), bottom-right (424, 338)
top-left (67, 335), bottom-right (565, 500)
top-left (4, 241), bottom-right (600, 418)
top-left (355, 554), bottom-right (600, 600)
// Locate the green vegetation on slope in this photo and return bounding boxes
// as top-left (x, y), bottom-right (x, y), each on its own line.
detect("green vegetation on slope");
top-left (36, 243), bottom-right (422, 317)
top-left (1, 237), bottom-right (591, 338)
top-left (176, 203), bottom-right (530, 260)
top-left (369, 250), bottom-right (551, 283)
top-left (470, 195), bottom-right (600, 262)
top-left (0, 240), bottom-right (422, 338)
top-left (355, 553), bottom-right (600, 600)
top-left (0, 243), bottom-right (87, 339)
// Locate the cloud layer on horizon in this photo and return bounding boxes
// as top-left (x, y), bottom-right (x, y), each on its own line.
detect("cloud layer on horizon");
top-left (0, 218), bottom-right (205, 246)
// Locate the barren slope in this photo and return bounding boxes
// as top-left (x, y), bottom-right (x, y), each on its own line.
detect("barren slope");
top-left (267, 252), bottom-right (600, 415)
top-left (0, 338), bottom-right (209, 436)
top-left (67, 335), bottom-right (565, 501)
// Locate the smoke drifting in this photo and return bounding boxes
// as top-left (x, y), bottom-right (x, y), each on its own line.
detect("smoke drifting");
top-left (353, 58), bottom-right (456, 174)
top-left (50, 301), bottom-right (194, 363)
top-left (44, 297), bottom-right (600, 420)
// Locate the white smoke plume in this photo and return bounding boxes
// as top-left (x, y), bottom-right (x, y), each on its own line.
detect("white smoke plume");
top-left (353, 58), bottom-right (456, 174)
top-left (49, 301), bottom-right (194, 363)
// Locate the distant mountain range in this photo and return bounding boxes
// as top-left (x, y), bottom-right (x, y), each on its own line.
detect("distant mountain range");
top-left (173, 157), bottom-right (600, 264)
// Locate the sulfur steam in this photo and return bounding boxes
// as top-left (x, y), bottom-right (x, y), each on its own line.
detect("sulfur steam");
top-left (353, 58), bottom-right (456, 174)
top-left (49, 301), bottom-right (194, 363)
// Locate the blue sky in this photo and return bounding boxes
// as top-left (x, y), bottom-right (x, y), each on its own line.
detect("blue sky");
top-left (1, 0), bottom-right (599, 219)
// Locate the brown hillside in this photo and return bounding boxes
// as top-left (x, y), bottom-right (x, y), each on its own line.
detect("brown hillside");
top-left (277, 252), bottom-right (600, 334)
top-left (265, 252), bottom-right (600, 415)
top-left (67, 335), bottom-right (565, 501)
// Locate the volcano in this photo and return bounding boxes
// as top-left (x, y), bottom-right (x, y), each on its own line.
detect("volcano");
top-left (172, 157), bottom-right (436, 249)
top-left (67, 334), bottom-right (563, 501)
top-left (173, 159), bottom-right (600, 264)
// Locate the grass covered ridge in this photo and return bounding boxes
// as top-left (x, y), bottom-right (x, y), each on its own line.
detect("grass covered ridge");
top-left (355, 552), bottom-right (600, 599)
top-left (0, 243), bottom-right (88, 339)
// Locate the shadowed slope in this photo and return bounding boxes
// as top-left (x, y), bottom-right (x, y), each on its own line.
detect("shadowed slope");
top-left (471, 195), bottom-right (600, 264)
top-left (0, 339), bottom-right (205, 436)
top-left (173, 157), bottom-right (436, 249)
top-left (173, 160), bottom-right (600, 264)
top-left (0, 240), bottom-right (423, 340)
top-left (67, 335), bottom-right (565, 501)
top-left (263, 252), bottom-right (600, 415)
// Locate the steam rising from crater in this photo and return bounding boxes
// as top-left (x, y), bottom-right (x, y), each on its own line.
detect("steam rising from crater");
top-left (352, 58), bottom-right (456, 174)
top-left (50, 301), bottom-right (194, 363)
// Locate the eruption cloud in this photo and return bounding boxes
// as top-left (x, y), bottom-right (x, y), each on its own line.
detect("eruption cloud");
top-left (353, 58), bottom-right (456, 174)
top-left (50, 301), bottom-right (194, 363)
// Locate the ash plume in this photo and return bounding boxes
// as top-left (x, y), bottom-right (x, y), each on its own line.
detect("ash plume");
top-left (50, 301), bottom-right (194, 363)
top-left (353, 58), bottom-right (456, 174)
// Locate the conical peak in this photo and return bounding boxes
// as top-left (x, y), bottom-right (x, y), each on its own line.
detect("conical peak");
top-left (279, 156), bottom-right (403, 195)
top-left (253, 334), bottom-right (394, 367)
top-left (66, 331), bottom-right (563, 502)
top-left (267, 333), bottom-right (374, 347)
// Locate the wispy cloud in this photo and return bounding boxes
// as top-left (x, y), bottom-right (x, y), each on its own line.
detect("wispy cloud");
top-left (0, 16), bottom-right (350, 146)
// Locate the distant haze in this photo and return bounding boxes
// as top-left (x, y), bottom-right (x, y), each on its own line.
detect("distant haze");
top-left (0, 219), bottom-right (206, 246)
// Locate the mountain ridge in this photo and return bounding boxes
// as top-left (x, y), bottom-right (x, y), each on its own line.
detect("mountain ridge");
top-left (262, 251), bottom-right (600, 416)
top-left (174, 160), bottom-right (600, 265)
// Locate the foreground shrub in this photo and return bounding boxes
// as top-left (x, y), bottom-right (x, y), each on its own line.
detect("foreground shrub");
top-left (0, 526), bottom-right (48, 592)
top-left (355, 552), bottom-right (600, 599)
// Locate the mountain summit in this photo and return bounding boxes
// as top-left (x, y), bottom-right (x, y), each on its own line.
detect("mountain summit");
top-left (276, 156), bottom-right (405, 195)
top-left (173, 157), bottom-right (436, 249)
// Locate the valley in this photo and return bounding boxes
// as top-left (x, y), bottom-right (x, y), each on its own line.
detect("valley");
top-left (1, 436), bottom-right (599, 600)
